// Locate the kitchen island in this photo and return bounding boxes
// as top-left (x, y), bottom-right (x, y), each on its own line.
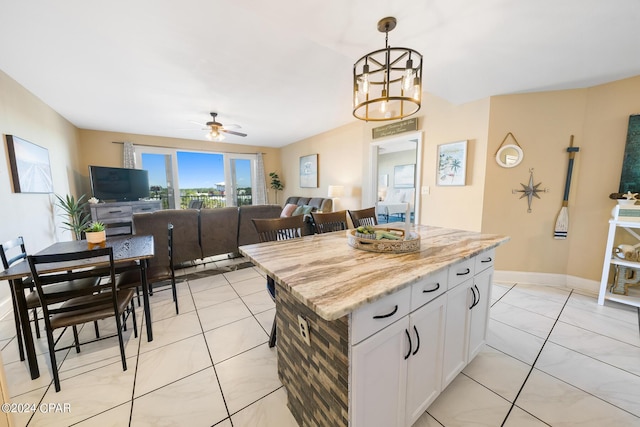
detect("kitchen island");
top-left (239, 225), bottom-right (509, 427)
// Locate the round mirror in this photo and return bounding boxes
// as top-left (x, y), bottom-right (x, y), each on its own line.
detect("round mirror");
top-left (496, 144), bottom-right (524, 168)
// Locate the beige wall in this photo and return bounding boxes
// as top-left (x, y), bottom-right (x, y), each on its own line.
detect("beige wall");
top-left (418, 94), bottom-right (491, 231)
top-left (484, 75), bottom-right (640, 280)
top-left (77, 129), bottom-right (282, 201)
top-left (0, 70), bottom-right (82, 250)
top-left (279, 122), bottom-right (367, 211)
top-left (0, 70), bottom-right (82, 318)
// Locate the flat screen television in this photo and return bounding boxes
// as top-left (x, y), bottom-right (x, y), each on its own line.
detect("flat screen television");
top-left (89, 165), bottom-right (150, 202)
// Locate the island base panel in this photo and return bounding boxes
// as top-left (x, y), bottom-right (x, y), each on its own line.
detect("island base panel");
top-left (276, 282), bottom-right (349, 426)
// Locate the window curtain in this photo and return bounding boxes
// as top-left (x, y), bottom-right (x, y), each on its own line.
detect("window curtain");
top-left (123, 141), bottom-right (136, 168)
top-left (254, 153), bottom-right (268, 205)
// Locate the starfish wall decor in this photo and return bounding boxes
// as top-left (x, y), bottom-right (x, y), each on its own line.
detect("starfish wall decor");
top-left (512, 168), bottom-right (549, 213)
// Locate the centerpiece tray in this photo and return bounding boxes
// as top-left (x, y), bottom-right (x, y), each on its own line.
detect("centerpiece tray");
top-left (347, 226), bottom-right (420, 253)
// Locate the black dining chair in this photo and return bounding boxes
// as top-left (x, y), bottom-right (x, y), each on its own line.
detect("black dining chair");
top-left (252, 215), bottom-right (307, 347)
top-left (348, 207), bottom-right (378, 228)
top-left (27, 247), bottom-right (137, 392)
top-left (116, 223), bottom-right (178, 314)
top-left (0, 236), bottom-right (41, 360)
top-left (311, 210), bottom-right (348, 234)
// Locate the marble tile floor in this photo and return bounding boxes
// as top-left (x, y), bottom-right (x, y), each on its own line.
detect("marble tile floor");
top-left (0, 258), bottom-right (638, 426)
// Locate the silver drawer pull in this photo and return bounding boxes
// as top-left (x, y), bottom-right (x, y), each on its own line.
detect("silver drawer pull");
top-left (481, 257), bottom-right (492, 263)
top-left (456, 268), bottom-right (471, 276)
top-left (422, 283), bottom-right (440, 293)
top-left (373, 305), bottom-right (398, 319)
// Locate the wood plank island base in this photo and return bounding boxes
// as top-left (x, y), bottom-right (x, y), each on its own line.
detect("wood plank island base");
top-left (239, 225), bottom-right (509, 427)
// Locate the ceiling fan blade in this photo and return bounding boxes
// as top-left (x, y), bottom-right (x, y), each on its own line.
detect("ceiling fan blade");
top-left (221, 129), bottom-right (247, 137)
top-left (222, 123), bottom-right (241, 129)
top-left (189, 120), bottom-right (207, 127)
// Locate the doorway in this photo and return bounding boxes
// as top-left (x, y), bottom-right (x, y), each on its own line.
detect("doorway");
top-left (370, 132), bottom-right (423, 224)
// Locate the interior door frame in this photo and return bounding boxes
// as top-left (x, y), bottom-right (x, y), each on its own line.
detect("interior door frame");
top-left (369, 131), bottom-right (423, 224)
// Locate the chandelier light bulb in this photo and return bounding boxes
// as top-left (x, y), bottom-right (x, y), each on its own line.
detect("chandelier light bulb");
top-left (403, 58), bottom-right (414, 91)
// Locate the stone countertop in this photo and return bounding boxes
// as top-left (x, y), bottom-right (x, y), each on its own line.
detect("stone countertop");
top-left (239, 225), bottom-right (509, 321)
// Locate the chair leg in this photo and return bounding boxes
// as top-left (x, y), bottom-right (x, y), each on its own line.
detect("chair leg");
top-left (171, 278), bottom-right (179, 315)
top-left (9, 287), bottom-right (25, 361)
top-left (114, 312), bottom-right (127, 372)
top-left (268, 314), bottom-right (277, 348)
top-left (72, 326), bottom-right (81, 353)
top-left (94, 321), bottom-right (100, 338)
top-left (130, 301), bottom-right (138, 338)
top-left (33, 308), bottom-right (41, 339)
top-left (45, 330), bottom-right (61, 392)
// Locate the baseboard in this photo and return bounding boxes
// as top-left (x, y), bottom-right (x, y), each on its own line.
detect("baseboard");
top-left (495, 270), bottom-right (600, 296)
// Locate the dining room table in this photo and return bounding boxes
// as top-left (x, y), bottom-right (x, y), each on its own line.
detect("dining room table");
top-left (0, 234), bottom-right (155, 380)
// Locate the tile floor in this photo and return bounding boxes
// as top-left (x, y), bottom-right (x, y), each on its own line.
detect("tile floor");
top-left (0, 257), bottom-right (639, 426)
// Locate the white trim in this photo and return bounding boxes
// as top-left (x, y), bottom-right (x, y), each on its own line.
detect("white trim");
top-left (494, 270), bottom-right (600, 296)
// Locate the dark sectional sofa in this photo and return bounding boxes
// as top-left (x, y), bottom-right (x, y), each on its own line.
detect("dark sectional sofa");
top-left (132, 204), bottom-right (282, 267)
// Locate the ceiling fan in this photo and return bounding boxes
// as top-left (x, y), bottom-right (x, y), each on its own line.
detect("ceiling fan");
top-left (203, 112), bottom-right (247, 141)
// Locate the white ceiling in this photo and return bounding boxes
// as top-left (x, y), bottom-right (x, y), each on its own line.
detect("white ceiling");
top-left (1, 0), bottom-right (640, 148)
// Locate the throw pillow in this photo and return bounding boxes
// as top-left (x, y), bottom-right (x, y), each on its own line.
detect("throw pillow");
top-left (280, 203), bottom-right (298, 217)
top-left (292, 205), bottom-right (314, 216)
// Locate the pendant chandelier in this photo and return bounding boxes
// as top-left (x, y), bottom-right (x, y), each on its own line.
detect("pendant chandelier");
top-left (353, 17), bottom-right (422, 122)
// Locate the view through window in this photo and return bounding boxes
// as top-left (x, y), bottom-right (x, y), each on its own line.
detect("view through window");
top-left (141, 150), bottom-right (254, 209)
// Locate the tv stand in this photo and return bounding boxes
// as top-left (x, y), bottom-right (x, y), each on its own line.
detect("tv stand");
top-left (89, 200), bottom-right (162, 236)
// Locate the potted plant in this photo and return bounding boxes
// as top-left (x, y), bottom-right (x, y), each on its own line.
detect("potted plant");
top-left (269, 172), bottom-right (284, 204)
top-left (55, 194), bottom-right (91, 240)
top-left (84, 221), bottom-right (106, 247)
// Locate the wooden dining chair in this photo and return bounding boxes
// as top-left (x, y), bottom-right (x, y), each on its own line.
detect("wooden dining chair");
top-left (252, 215), bottom-right (308, 347)
top-left (27, 247), bottom-right (137, 392)
top-left (348, 207), bottom-right (378, 228)
top-left (311, 210), bottom-right (348, 234)
top-left (116, 223), bottom-right (178, 314)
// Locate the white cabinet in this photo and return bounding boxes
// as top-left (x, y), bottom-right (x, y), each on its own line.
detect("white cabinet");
top-left (351, 295), bottom-right (447, 427)
top-left (352, 315), bottom-right (409, 427)
top-left (405, 295), bottom-right (447, 426)
top-left (442, 268), bottom-right (493, 389)
top-left (598, 218), bottom-right (640, 311)
top-left (351, 251), bottom-right (495, 427)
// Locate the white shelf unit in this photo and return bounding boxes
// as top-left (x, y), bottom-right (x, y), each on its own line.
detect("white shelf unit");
top-left (598, 218), bottom-right (640, 311)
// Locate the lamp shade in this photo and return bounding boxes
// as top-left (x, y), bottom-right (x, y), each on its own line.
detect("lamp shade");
top-left (328, 185), bottom-right (344, 198)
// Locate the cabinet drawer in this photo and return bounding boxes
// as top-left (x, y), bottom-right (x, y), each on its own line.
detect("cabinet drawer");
top-left (94, 206), bottom-right (133, 220)
top-left (448, 258), bottom-right (475, 289)
top-left (352, 286), bottom-right (411, 345)
top-left (475, 249), bottom-right (495, 273)
top-left (132, 203), bottom-right (160, 213)
top-left (410, 269), bottom-right (447, 311)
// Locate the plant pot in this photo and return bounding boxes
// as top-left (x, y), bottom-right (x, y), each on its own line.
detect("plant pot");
top-left (85, 230), bottom-right (106, 249)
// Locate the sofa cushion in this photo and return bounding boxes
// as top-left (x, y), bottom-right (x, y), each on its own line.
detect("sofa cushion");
top-left (238, 205), bottom-right (283, 246)
top-left (293, 205), bottom-right (314, 216)
top-left (133, 209), bottom-right (201, 267)
top-left (280, 203), bottom-right (298, 217)
top-left (200, 207), bottom-right (239, 258)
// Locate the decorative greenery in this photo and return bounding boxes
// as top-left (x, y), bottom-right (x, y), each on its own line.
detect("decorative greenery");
top-left (55, 194), bottom-right (91, 240)
top-left (269, 172), bottom-right (284, 204)
top-left (84, 221), bottom-right (105, 233)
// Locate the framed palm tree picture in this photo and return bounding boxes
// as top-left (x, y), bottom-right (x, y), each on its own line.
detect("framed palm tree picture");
top-left (437, 140), bottom-right (467, 186)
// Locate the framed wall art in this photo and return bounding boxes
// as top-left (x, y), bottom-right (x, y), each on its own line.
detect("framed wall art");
top-left (5, 135), bottom-right (54, 193)
top-left (394, 164), bottom-right (415, 188)
top-left (300, 154), bottom-right (318, 188)
top-left (437, 140), bottom-right (467, 186)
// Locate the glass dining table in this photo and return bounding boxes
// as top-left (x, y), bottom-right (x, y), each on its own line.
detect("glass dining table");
top-left (0, 235), bottom-right (155, 380)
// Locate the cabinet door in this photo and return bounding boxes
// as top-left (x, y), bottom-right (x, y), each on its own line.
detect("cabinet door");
top-left (441, 279), bottom-right (472, 389)
top-left (405, 295), bottom-right (446, 426)
top-left (468, 268), bottom-right (493, 361)
top-left (352, 317), bottom-right (410, 427)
